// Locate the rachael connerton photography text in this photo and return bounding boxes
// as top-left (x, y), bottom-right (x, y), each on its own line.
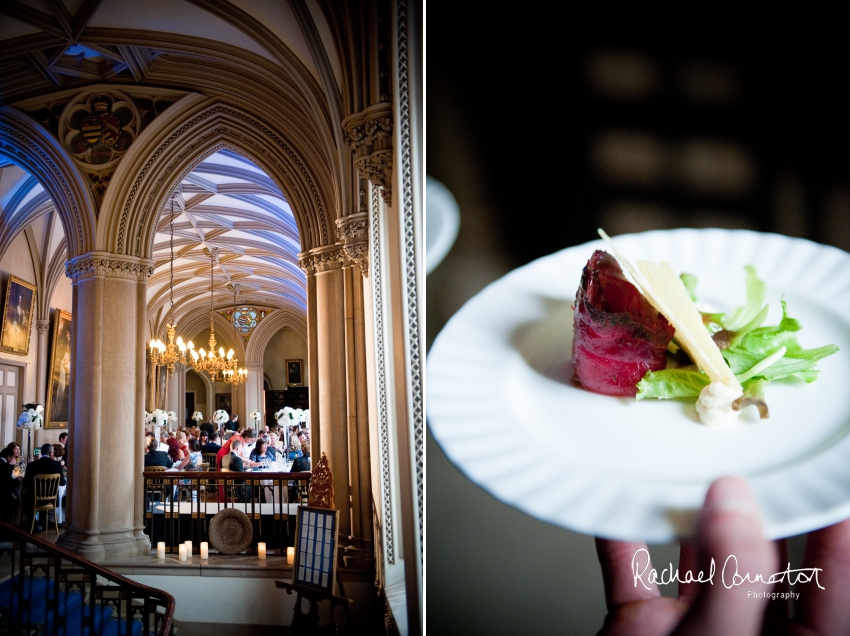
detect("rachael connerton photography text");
top-left (631, 548), bottom-right (825, 591)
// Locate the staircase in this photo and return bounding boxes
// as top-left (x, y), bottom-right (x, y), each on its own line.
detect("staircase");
top-left (0, 521), bottom-right (174, 636)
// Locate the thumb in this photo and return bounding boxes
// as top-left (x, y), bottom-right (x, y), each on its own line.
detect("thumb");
top-left (672, 476), bottom-right (778, 636)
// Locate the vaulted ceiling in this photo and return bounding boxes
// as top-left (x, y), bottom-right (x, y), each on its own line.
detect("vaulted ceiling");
top-left (0, 0), bottom-right (358, 344)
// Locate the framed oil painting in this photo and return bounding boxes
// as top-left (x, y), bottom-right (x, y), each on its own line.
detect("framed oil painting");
top-left (0, 275), bottom-right (37, 356)
top-left (46, 310), bottom-right (72, 428)
top-left (286, 359), bottom-right (303, 386)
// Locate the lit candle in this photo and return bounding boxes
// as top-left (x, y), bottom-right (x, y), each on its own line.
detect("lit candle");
top-left (157, 542), bottom-right (165, 559)
top-left (286, 546), bottom-right (295, 565)
top-left (200, 542), bottom-right (209, 559)
top-left (178, 545), bottom-right (187, 562)
top-left (257, 542), bottom-right (266, 560)
top-left (184, 540), bottom-right (192, 556)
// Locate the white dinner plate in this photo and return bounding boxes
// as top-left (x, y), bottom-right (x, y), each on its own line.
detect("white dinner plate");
top-left (427, 229), bottom-right (850, 542)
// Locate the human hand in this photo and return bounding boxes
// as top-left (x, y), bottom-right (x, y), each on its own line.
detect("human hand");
top-left (596, 476), bottom-right (850, 636)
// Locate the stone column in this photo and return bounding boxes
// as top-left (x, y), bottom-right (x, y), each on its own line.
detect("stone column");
top-left (59, 252), bottom-right (153, 561)
top-left (300, 245), bottom-right (351, 541)
top-left (166, 367), bottom-right (182, 430)
top-left (35, 320), bottom-right (50, 404)
top-left (336, 213), bottom-right (374, 560)
top-left (304, 266), bottom-right (320, 456)
top-left (245, 362), bottom-right (264, 421)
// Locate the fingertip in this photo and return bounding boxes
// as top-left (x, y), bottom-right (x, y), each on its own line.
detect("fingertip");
top-left (701, 475), bottom-right (760, 520)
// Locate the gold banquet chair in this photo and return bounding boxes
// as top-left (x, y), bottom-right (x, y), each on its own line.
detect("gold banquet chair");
top-left (31, 473), bottom-right (61, 534)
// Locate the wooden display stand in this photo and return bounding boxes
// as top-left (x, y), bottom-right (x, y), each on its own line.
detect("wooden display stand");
top-left (276, 452), bottom-right (353, 634)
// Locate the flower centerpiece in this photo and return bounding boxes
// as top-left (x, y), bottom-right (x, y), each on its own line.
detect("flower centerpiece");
top-left (167, 411), bottom-right (177, 425)
top-left (150, 409), bottom-right (168, 428)
top-left (143, 411), bottom-right (153, 428)
top-left (16, 403), bottom-right (44, 430)
top-left (250, 410), bottom-right (261, 426)
top-left (274, 406), bottom-right (309, 424)
top-left (17, 403), bottom-right (44, 463)
top-left (192, 411), bottom-right (203, 423)
top-left (213, 409), bottom-right (229, 426)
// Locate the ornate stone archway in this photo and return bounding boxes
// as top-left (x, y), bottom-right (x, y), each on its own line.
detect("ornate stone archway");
top-left (0, 106), bottom-right (96, 258)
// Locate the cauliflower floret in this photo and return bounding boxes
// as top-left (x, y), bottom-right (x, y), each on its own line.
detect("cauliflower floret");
top-left (696, 381), bottom-right (744, 427)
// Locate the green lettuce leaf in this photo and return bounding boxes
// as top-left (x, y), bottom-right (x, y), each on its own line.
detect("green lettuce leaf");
top-left (723, 265), bottom-right (767, 332)
top-left (636, 369), bottom-right (710, 400)
top-left (722, 344), bottom-right (839, 383)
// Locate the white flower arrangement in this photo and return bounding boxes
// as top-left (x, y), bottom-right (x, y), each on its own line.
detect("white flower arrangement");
top-left (191, 411), bottom-right (203, 422)
top-left (167, 411), bottom-right (177, 423)
top-left (143, 411), bottom-right (153, 427)
top-left (250, 410), bottom-right (261, 423)
top-left (213, 409), bottom-right (229, 425)
top-left (150, 409), bottom-right (168, 427)
top-left (17, 404), bottom-right (44, 430)
top-left (274, 406), bottom-right (309, 424)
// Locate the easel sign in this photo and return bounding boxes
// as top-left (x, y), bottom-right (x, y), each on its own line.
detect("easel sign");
top-left (293, 506), bottom-right (339, 592)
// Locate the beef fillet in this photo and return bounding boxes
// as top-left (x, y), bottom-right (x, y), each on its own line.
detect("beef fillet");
top-left (572, 250), bottom-right (675, 396)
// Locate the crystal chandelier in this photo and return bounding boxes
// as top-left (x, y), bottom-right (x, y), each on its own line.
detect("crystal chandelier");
top-left (186, 248), bottom-right (243, 381)
top-left (148, 196), bottom-right (189, 376)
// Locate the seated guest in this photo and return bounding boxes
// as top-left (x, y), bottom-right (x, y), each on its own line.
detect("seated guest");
top-left (288, 426), bottom-right (302, 460)
top-left (200, 418), bottom-right (214, 438)
top-left (289, 441), bottom-right (311, 472)
top-left (59, 432), bottom-right (69, 468)
top-left (144, 437), bottom-right (172, 468)
top-left (5, 442), bottom-right (21, 466)
top-left (261, 434), bottom-right (282, 460)
top-left (175, 438), bottom-right (203, 470)
top-left (249, 439), bottom-right (272, 467)
top-left (228, 440), bottom-right (253, 502)
top-left (176, 431), bottom-right (189, 456)
top-left (165, 438), bottom-right (184, 465)
top-left (217, 434), bottom-right (240, 471)
top-left (22, 444), bottom-right (66, 531)
top-left (0, 447), bottom-right (22, 523)
top-left (199, 430), bottom-right (209, 446)
top-left (201, 431), bottom-right (222, 454)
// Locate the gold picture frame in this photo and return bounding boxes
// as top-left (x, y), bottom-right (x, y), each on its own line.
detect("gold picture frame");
top-left (46, 310), bottom-right (72, 428)
top-left (0, 275), bottom-right (37, 356)
top-left (286, 359), bottom-right (304, 386)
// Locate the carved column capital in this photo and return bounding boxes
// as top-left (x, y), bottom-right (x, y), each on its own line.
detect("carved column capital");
top-left (335, 212), bottom-right (370, 277)
top-left (246, 362), bottom-right (264, 371)
top-left (65, 252), bottom-right (154, 282)
top-left (298, 244), bottom-right (345, 274)
top-left (36, 319), bottom-right (50, 333)
top-left (343, 104), bottom-right (394, 206)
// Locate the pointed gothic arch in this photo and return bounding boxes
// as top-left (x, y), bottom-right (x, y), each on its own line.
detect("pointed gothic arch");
top-left (96, 94), bottom-right (340, 261)
top-left (244, 309), bottom-right (308, 363)
top-left (0, 106), bottom-right (97, 258)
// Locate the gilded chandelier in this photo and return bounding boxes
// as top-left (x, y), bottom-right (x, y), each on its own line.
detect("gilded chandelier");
top-left (186, 247), bottom-right (246, 384)
top-left (149, 196), bottom-right (189, 376)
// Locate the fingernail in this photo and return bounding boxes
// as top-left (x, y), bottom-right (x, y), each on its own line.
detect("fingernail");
top-left (702, 476), bottom-right (760, 517)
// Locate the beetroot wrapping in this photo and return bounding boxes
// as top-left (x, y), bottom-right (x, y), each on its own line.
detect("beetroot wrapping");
top-left (572, 250), bottom-right (675, 396)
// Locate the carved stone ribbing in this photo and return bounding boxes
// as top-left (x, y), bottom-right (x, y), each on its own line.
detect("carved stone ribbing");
top-left (65, 253), bottom-right (154, 282)
top-left (335, 212), bottom-right (370, 277)
top-left (297, 244), bottom-right (345, 274)
top-left (343, 104), bottom-right (394, 206)
top-left (36, 320), bottom-right (50, 334)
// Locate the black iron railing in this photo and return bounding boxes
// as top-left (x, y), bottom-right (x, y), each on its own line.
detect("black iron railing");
top-left (143, 470), bottom-right (311, 555)
top-left (0, 519), bottom-right (175, 635)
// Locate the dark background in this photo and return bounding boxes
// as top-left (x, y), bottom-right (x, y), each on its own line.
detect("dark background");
top-left (427, 17), bottom-right (847, 635)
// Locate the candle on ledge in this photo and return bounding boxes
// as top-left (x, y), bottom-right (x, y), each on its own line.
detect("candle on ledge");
top-left (178, 545), bottom-right (187, 562)
top-left (200, 542), bottom-right (209, 559)
top-left (286, 546), bottom-right (295, 565)
top-left (184, 540), bottom-right (192, 556)
top-left (157, 542), bottom-right (165, 559)
top-left (257, 542), bottom-right (266, 560)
